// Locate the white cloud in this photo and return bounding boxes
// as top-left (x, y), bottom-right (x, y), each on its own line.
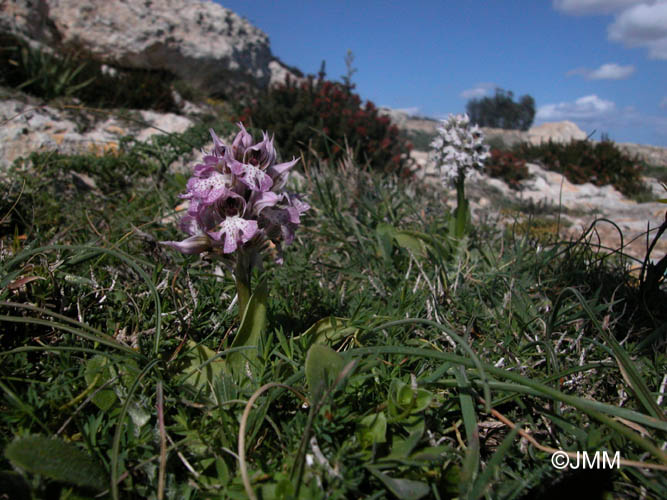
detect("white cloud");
top-left (660, 97), bottom-right (667, 108)
top-left (537, 94), bottom-right (616, 121)
top-left (535, 97), bottom-right (667, 145)
top-left (553, 0), bottom-right (646, 15)
top-left (567, 62), bottom-right (635, 79)
top-left (589, 62), bottom-right (636, 78)
top-left (554, 1), bottom-right (667, 59)
top-left (608, 2), bottom-right (667, 59)
top-left (460, 83), bottom-right (495, 99)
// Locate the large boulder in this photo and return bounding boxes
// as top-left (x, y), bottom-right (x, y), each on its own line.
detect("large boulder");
top-left (0, 0), bottom-right (297, 94)
top-left (526, 121), bottom-right (587, 145)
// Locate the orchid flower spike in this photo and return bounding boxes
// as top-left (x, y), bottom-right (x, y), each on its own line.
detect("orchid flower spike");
top-left (162, 124), bottom-right (309, 265)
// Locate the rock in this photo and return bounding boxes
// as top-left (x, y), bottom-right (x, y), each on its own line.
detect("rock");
top-left (480, 121), bottom-right (588, 148)
top-left (269, 60), bottom-right (302, 88)
top-left (616, 142), bottom-right (667, 167)
top-left (134, 110), bottom-right (193, 143)
top-left (481, 127), bottom-right (526, 148)
top-left (526, 121), bottom-right (587, 145)
top-left (410, 147), bottom-right (667, 261)
top-left (0, 0), bottom-right (299, 94)
top-left (379, 107), bottom-right (410, 128)
top-left (0, 99), bottom-right (194, 170)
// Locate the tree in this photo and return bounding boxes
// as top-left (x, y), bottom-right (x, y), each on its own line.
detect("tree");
top-left (466, 88), bottom-right (535, 131)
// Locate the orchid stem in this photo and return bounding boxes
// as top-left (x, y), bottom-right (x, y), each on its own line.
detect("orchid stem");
top-left (235, 253), bottom-right (252, 322)
top-left (454, 172), bottom-right (468, 240)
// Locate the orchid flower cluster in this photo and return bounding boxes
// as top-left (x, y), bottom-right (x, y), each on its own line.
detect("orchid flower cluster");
top-left (430, 113), bottom-right (489, 240)
top-left (430, 113), bottom-right (490, 187)
top-left (162, 123), bottom-right (309, 269)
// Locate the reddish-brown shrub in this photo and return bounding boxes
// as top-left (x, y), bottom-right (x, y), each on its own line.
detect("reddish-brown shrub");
top-left (485, 149), bottom-right (530, 189)
top-left (239, 75), bottom-right (412, 174)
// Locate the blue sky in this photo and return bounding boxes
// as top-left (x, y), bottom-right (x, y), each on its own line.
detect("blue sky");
top-left (216, 1), bottom-right (667, 146)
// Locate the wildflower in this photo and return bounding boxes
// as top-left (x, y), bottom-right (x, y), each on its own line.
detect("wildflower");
top-left (162, 123), bottom-right (309, 266)
top-left (430, 113), bottom-right (490, 187)
top-left (430, 113), bottom-right (489, 239)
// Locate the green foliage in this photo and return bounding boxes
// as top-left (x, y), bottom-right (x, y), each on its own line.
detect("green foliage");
top-left (400, 128), bottom-right (436, 151)
top-left (514, 138), bottom-right (646, 196)
top-left (466, 88), bottom-right (535, 131)
top-left (305, 344), bottom-right (345, 405)
top-left (1, 123), bottom-right (665, 499)
top-left (485, 148), bottom-right (531, 189)
top-left (367, 467), bottom-right (430, 500)
top-left (5, 435), bottom-right (106, 492)
top-left (240, 74), bottom-right (412, 174)
top-left (228, 276), bottom-right (269, 379)
top-left (0, 33), bottom-right (95, 101)
top-left (0, 32), bottom-right (178, 111)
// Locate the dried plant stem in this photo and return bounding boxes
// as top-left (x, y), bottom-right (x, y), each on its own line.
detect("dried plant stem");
top-left (482, 397), bottom-right (667, 472)
top-left (238, 383), bottom-right (308, 500)
top-left (156, 382), bottom-right (167, 500)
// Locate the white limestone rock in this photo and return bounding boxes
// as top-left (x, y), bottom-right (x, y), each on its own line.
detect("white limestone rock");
top-left (526, 121), bottom-right (587, 145)
top-left (0, 0), bottom-right (298, 94)
top-left (0, 99), bottom-right (194, 170)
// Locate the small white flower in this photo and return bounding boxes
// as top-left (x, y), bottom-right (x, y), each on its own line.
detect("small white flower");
top-left (430, 113), bottom-right (489, 187)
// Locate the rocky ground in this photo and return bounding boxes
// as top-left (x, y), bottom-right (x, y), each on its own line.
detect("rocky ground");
top-left (2, 0), bottom-right (664, 267)
top-left (2, 96), bottom-right (666, 264)
top-left (385, 110), bottom-right (667, 264)
top-left (411, 149), bottom-right (666, 264)
top-left (381, 110), bottom-right (665, 264)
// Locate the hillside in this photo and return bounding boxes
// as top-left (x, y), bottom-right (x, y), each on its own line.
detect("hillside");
top-left (1, 1), bottom-right (666, 499)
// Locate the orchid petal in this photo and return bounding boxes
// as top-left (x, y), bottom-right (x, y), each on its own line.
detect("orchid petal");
top-left (232, 122), bottom-right (253, 156)
top-left (160, 235), bottom-right (210, 255)
top-left (186, 171), bottom-right (233, 204)
top-left (209, 128), bottom-right (227, 156)
top-left (207, 216), bottom-right (258, 254)
top-left (229, 159), bottom-right (273, 192)
top-left (179, 215), bottom-right (199, 236)
top-left (249, 190), bottom-right (280, 215)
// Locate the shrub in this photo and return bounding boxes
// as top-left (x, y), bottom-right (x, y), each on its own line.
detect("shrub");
top-left (485, 149), bottom-right (530, 189)
top-left (513, 138), bottom-right (645, 196)
top-left (239, 74), bottom-right (412, 175)
top-left (0, 32), bottom-right (95, 100)
top-left (466, 88), bottom-right (535, 131)
top-left (0, 32), bottom-right (178, 112)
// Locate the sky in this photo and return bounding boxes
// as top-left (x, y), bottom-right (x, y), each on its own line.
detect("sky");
top-left (215, 0), bottom-right (667, 147)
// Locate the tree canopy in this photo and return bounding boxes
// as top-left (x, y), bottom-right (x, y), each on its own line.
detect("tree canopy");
top-left (466, 88), bottom-right (535, 131)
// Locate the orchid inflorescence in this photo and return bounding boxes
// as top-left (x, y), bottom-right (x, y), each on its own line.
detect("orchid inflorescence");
top-left (430, 113), bottom-right (490, 187)
top-left (162, 123), bottom-right (309, 268)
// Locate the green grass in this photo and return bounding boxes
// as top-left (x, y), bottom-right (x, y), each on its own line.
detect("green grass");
top-left (1, 122), bottom-right (666, 500)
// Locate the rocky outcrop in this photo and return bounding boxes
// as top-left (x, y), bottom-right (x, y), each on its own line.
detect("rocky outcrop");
top-left (482, 121), bottom-right (588, 147)
top-left (617, 143), bottom-right (667, 168)
top-left (387, 109), bottom-right (666, 167)
top-left (0, 98), bottom-right (194, 172)
top-left (0, 0), bottom-right (298, 94)
top-left (526, 121), bottom-right (587, 144)
top-left (411, 149), bottom-right (666, 260)
top-left (381, 109), bottom-right (589, 145)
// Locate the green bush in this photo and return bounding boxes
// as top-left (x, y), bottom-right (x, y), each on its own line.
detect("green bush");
top-left (400, 128), bottom-right (436, 152)
top-left (0, 32), bottom-right (178, 111)
top-left (485, 148), bottom-right (530, 189)
top-left (239, 75), bottom-right (413, 175)
top-left (513, 139), bottom-right (645, 196)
